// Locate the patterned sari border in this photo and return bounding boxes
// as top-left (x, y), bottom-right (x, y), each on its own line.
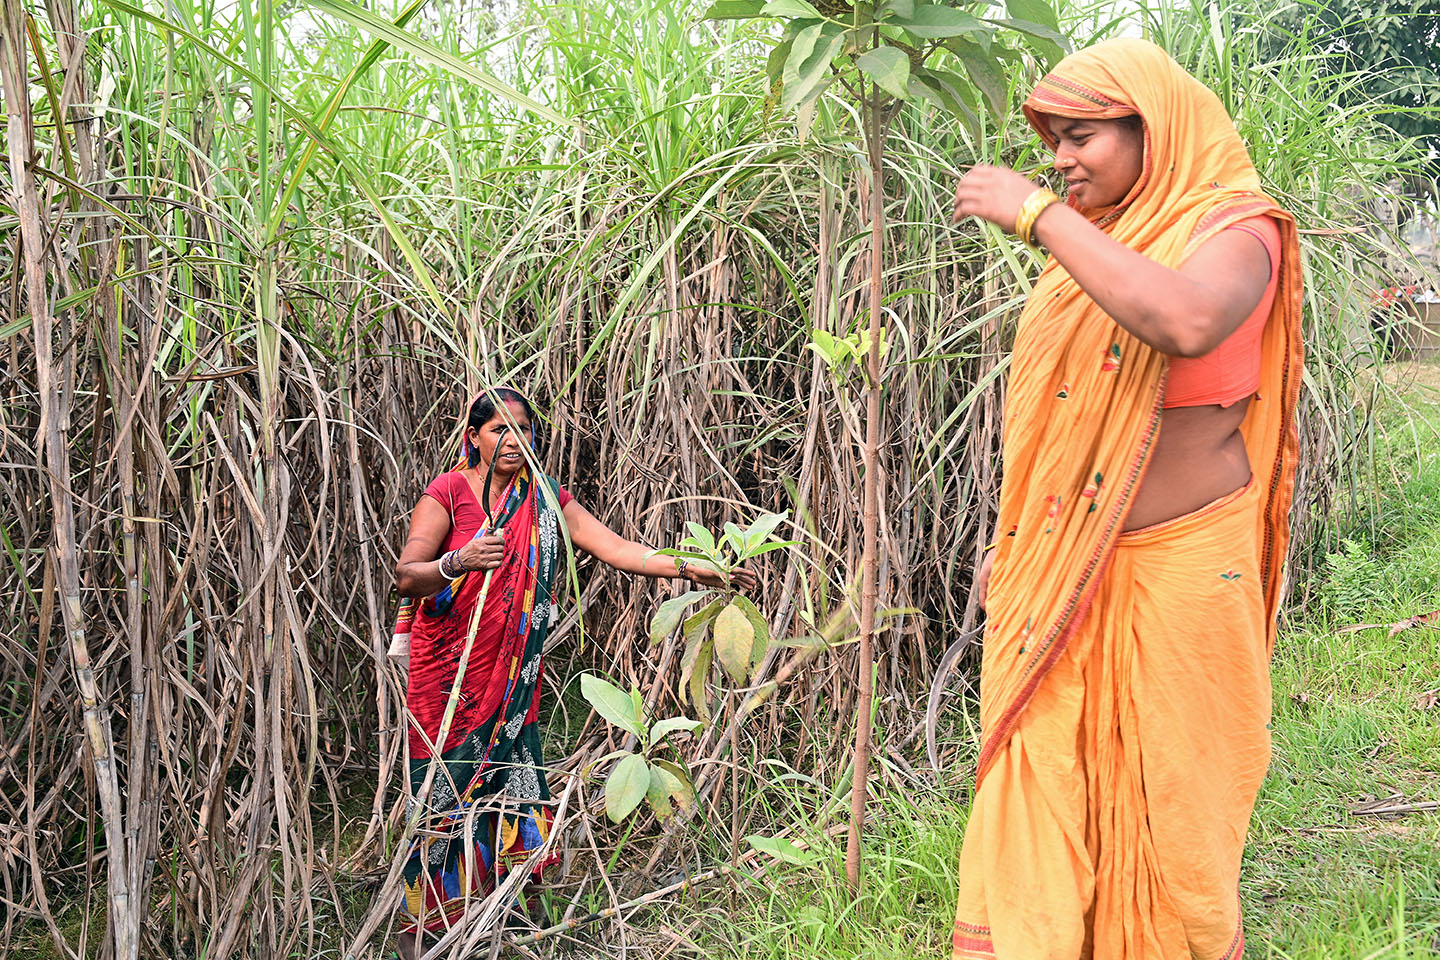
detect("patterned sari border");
top-left (975, 367), bottom-right (1166, 784)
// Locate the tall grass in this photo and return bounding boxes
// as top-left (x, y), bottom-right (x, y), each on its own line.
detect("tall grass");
top-left (0, 0), bottom-right (1427, 956)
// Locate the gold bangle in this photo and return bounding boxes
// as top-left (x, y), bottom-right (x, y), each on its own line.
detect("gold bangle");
top-left (1014, 187), bottom-right (1060, 246)
top-left (982, 541), bottom-right (999, 553)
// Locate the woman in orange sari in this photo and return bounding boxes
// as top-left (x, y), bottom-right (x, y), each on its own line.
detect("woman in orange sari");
top-left (948, 40), bottom-right (1303, 958)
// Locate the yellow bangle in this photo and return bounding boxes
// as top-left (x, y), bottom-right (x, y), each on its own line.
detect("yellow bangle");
top-left (983, 541), bottom-right (999, 553)
top-left (1014, 187), bottom-right (1060, 246)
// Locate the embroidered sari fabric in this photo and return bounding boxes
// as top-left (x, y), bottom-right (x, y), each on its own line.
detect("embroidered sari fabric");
top-left (399, 458), bottom-right (564, 935)
top-left (952, 39), bottom-right (1303, 958)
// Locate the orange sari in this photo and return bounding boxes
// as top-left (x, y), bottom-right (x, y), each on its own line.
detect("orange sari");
top-left (952, 39), bottom-right (1303, 959)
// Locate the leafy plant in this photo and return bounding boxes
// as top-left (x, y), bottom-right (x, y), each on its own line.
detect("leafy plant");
top-left (580, 673), bottom-right (701, 823)
top-left (650, 511), bottom-right (796, 720)
top-left (706, 0), bottom-right (1065, 888)
top-left (1321, 538), bottom-right (1383, 618)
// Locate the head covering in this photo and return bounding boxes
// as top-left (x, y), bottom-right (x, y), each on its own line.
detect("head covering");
top-left (974, 38), bottom-right (1304, 785)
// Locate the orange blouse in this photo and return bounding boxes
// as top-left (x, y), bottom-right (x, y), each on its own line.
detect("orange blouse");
top-left (1163, 214), bottom-right (1280, 408)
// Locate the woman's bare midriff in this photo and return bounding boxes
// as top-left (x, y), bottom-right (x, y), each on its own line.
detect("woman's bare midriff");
top-left (1124, 399), bottom-right (1252, 531)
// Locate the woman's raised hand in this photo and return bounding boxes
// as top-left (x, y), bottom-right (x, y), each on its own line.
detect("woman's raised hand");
top-left (456, 533), bottom-right (506, 572)
top-left (953, 164), bottom-right (1044, 234)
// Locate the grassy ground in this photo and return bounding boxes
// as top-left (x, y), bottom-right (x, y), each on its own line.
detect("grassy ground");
top-left (677, 364), bottom-right (1440, 959)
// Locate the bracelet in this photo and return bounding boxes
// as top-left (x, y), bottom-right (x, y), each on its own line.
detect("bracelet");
top-left (1014, 187), bottom-right (1061, 247)
top-left (982, 541), bottom-right (999, 553)
top-left (676, 559), bottom-right (690, 579)
top-left (438, 550), bottom-right (464, 579)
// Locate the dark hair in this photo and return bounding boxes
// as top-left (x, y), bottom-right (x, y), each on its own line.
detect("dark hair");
top-left (1117, 113), bottom-right (1143, 132)
top-left (467, 388), bottom-right (539, 466)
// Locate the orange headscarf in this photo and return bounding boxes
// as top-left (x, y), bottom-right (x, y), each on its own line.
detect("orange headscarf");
top-left (975, 38), bottom-right (1304, 785)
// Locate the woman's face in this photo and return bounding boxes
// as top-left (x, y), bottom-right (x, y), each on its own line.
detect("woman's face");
top-left (1046, 115), bottom-right (1145, 209)
top-left (468, 400), bottom-right (532, 479)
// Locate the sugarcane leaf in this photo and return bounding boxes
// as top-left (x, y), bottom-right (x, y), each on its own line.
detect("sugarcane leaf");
top-left (605, 753), bottom-right (650, 823)
top-left (304, 0), bottom-right (572, 127)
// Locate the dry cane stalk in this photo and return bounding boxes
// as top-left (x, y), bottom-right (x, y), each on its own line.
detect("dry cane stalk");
top-left (0, 8), bottom-right (137, 957)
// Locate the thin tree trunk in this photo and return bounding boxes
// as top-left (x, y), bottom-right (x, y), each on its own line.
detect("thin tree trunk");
top-left (846, 90), bottom-right (886, 891)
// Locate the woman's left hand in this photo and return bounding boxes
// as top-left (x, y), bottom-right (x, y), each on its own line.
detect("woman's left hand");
top-left (685, 563), bottom-right (758, 593)
top-left (953, 164), bottom-right (1045, 234)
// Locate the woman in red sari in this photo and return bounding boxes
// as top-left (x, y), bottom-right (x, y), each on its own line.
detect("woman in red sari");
top-left (392, 387), bottom-right (752, 957)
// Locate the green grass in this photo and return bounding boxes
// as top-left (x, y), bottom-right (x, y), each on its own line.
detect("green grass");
top-left (671, 373), bottom-right (1440, 958)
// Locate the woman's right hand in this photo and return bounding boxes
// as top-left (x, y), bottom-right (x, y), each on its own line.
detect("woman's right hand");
top-left (975, 550), bottom-right (995, 612)
top-left (456, 533), bottom-right (505, 572)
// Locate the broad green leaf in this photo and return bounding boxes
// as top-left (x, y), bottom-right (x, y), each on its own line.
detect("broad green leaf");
top-left (679, 632), bottom-right (707, 704)
top-left (689, 641), bottom-right (714, 722)
top-left (739, 540), bottom-right (802, 560)
top-left (911, 66), bottom-right (982, 140)
top-left (891, 3), bottom-right (986, 38)
top-left (646, 762), bottom-right (680, 820)
top-left (704, 0), bottom-right (766, 17)
top-left (948, 38), bottom-right (1009, 119)
top-left (732, 594), bottom-right (771, 665)
top-left (782, 22), bottom-right (846, 111)
top-left (684, 522), bottom-right (718, 555)
top-left (684, 596), bottom-right (727, 639)
top-left (580, 673), bottom-right (645, 738)
top-left (992, 16), bottom-right (1064, 42)
top-left (714, 602), bottom-right (756, 683)
top-left (765, 32), bottom-right (798, 89)
top-left (745, 834), bottom-right (817, 864)
top-left (762, 0), bottom-right (823, 16)
top-left (722, 521), bottom-right (747, 553)
top-left (995, 21), bottom-right (1064, 68)
top-left (654, 759), bottom-right (697, 813)
top-left (857, 47), bottom-right (911, 101)
top-left (631, 687), bottom-right (647, 732)
top-left (650, 716), bottom-right (703, 743)
top-left (742, 511), bottom-right (789, 552)
top-left (650, 590), bottom-right (713, 645)
top-left (605, 753), bottom-right (651, 823)
top-left (879, 0), bottom-right (915, 17)
top-left (1005, 0), bottom-right (1060, 33)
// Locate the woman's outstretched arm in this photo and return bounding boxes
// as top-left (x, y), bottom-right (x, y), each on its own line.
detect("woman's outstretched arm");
top-left (953, 165), bottom-right (1272, 357)
top-left (561, 500), bottom-right (757, 591)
